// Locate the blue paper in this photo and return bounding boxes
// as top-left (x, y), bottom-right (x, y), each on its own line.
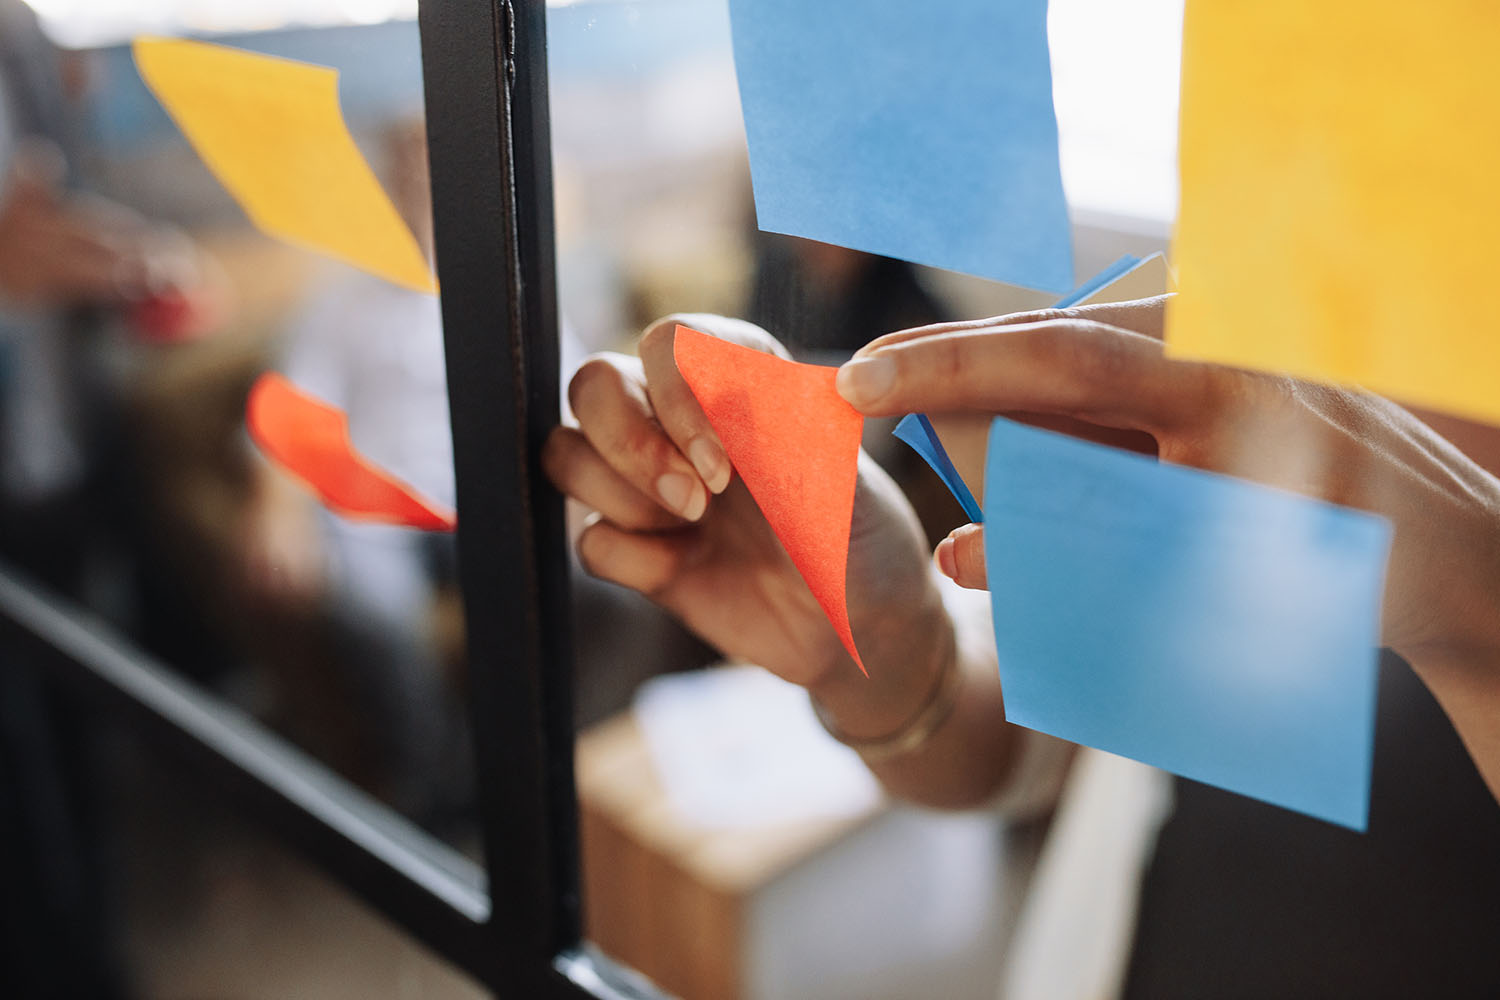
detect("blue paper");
top-left (983, 417), bottom-right (1391, 830)
top-left (894, 414), bottom-right (984, 523)
top-left (728, 0), bottom-right (1073, 292)
top-left (1052, 254), bottom-right (1141, 308)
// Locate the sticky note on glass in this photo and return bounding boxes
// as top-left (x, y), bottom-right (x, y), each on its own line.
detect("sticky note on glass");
top-left (728, 0), bottom-right (1072, 292)
top-left (1167, 3), bottom-right (1500, 425)
top-left (247, 373), bottom-right (455, 531)
top-left (984, 417), bottom-right (1391, 829)
top-left (673, 326), bottom-right (866, 674)
top-left (133, 37), bottom-right (434, 293)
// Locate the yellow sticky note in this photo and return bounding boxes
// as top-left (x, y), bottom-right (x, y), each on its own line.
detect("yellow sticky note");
top-left (133, 37), bottom-right (435, 294)
top-left (1166, 3), bottom-right (1500, 425)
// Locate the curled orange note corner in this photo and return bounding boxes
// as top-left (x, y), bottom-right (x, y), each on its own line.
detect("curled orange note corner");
top-left (673, 325), bottom-right (867, 675)
top-left (133, 36), bottom-right (436, 294)
top-left (246, 373), bottom-right (455, 532)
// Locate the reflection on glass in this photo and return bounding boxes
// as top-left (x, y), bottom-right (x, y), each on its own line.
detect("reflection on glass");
top-left (0, 5), bottom-right (473, 846)
top-left (550, 3), bottom-right (1023, 998)
top-left (117, 742), bottom-right (484, 998)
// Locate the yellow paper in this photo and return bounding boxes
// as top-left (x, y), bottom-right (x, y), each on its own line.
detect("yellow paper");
top-left (1166, 2), bottom-right (1500, 425)
top-left (133, 37), bottom-right (435, 294)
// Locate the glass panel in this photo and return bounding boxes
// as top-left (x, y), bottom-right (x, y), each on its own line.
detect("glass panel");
top-left (548, 3), bottom-right (1175, 999)
top-left (0, 3), bottom-right (476, 850)
top-left (549, 3), bottom-right (1016, 998)
top-left (121, 737), bottom-right (487, 999)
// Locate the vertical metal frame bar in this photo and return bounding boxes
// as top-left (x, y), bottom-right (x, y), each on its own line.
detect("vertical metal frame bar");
top-left (423, 2), bottom-right (667, 993)
top-left (0, 2), bottom-right (663, 994)
top-left (421, 0), bottom-right (600, 994)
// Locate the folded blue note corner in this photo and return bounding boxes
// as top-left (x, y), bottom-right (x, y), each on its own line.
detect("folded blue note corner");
top-left (893, 413), bottom-right (984, 523)
top-left (982, 417), bottom-right (1392, 830)
top-left (729, 0), bottom-right (1073, 293)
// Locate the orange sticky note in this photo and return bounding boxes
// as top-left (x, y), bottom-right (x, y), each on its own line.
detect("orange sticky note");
top-left (133, 37), bottom-right (435, 293)
top-left (673, 326), bottom-right (866, 674)
top-left (247, 373), bottom-right (455, 531)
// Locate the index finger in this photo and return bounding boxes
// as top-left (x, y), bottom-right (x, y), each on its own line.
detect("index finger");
top-left (837, 318), bottom-right (1211, 435)
top-left (854, 294), bottom-right (1172, 357)
top-left (636, 313), bottom-right (790, 495)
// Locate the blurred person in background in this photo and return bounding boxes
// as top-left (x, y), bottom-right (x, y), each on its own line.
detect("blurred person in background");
top-left (0, 2), bottom-right (209, 994)
top-left (547, 305), bottom-right (1500, 999)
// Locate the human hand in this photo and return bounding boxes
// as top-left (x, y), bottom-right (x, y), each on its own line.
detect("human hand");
top-left (836, 296), bottom-right (1500, 798)
top-left (838, 295), bottom-right (1500, 659)
top-left (544, 314), bottom-right (948, 693)
top-left (0, 141), bottom-right (184, 309)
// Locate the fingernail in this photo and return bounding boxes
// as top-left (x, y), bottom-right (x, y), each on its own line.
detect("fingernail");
top-left (935, 537), bottom-right (957, 579)
top-left (836, 355), bottom-right (895, 406)
top-left (688, 437), bottom-right (730, 494)
top-left (657, 471), bottom-right (706, 521)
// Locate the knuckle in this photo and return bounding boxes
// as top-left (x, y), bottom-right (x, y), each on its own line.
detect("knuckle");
top-left (619, 418), bottom-right (668, 466)
top-left (1029, 320), bottom-right (1121, 390)
top-left (932, 337), bottom-right (968, 384)
top-left (567, 354), bottom-right (622, 413)
top-left (1071, 322), bottom-right (1132, 382)
top-left (1211, 368), bottom-right (1292, 426)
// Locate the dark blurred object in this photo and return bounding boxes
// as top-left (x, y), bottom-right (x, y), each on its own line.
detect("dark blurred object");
top-left (745, 232), bottom-right (946, 356)
top-left (743, 232), bottom-right (971, 546)
top-left (0, 3), bottom-right (130, 995)
top-left (1124, 652), bottom-right (1500, 999)
top-left (0, 662), bottom-right (125, 1000)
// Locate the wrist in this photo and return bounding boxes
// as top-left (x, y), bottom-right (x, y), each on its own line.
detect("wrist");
top-left (1394, 515), bottom-right (1500, 682)
top-left (806, 579), bottom-right (957, 743)
top-left (812, 625), bottom-right (960, 760)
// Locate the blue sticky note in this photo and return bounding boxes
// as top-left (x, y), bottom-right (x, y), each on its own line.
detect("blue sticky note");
top-left (728, 0), bottom-right (1073, 292)
top-left (983, 418), bottom-right (1391, 830)
top-left (1051, 254), bottom-right (1141, 308)
top-left (894, 414), bottom-right (984, 523)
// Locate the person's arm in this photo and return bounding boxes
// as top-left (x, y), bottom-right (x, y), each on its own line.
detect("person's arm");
top-left (0, 142), bottom-right (142, 308)
top-left (543, 315), bottom-right (1029, 808)
top-left (836, 296), bottom-right (1500, 804)
top-left (238, 454), bottom-right (324, 609)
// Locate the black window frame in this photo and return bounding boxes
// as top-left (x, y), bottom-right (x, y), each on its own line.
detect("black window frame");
top-left (0, 1), bottom-right (657, 996)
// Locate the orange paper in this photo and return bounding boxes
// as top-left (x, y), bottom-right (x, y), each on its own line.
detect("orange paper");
top-left (673, 326), bottom-right (866, 674)
top-left (247, 373), bottom-right (455, 531)
top-left (133, 37), bottom-right (435, 293)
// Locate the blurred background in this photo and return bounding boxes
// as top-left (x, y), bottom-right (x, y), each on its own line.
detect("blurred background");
top-left (0, 1), bottom-right (1181, 998)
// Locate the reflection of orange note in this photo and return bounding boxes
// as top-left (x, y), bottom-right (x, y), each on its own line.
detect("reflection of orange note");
top-left (1166, 3), bottom-right (1500, 425)
top-left (247, 373), bottom-right (455, 531)
top-left (133, 37), bottom-right (435, 294)
top-left (674, 326), bottom-right (866, 675)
